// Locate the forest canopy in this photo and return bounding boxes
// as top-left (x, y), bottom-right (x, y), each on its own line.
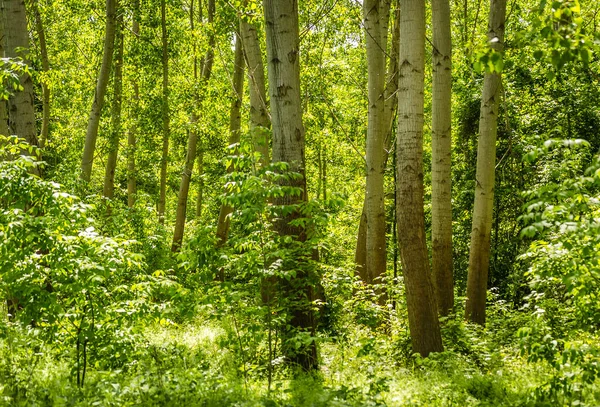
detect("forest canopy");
top-left (0, 0), bottom-right (599, 405)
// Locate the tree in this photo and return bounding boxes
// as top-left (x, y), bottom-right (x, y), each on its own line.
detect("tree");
top-left (355, 0), bottom-right (398, 291)
top-left (214, 32), bottom-right (244, 248)
top-left (0, 3), bottom-right (7, 138)
top-left (195, 0), bottom-right (215, 219)
top-left (172, 0), bottom-right (217, 250)
top-left (81, 0), bottom-right (117, 182)
top-left (29, 0), bottom-right (50, 149)
top-left (241, 7), bottom-right (270, 163)
top-left (102, 14), bottom-right (124, 200)
top-left (127, 0), bottom-right (140, 208)
top-left (361, 0), bottom-right (390, 300)
top-left (465, 0), bottom-right (508, 325)
top-left (264, 0), bottom-right (318, 371)
top-left (158, 0), bottom-right (169, 224)
top-left (4, 0), bottom-right (37, 147)
top-left (431, 0), bottom-right (454, 315)
top-left (397, 0), bottom-right (443, 357)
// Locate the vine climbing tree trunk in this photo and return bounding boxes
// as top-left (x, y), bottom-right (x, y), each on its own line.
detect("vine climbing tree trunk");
top-left (431, 0), bottom-right (454, 316)
top-left (465, 0), bottom-right (507, 326)
top-left (81, 0), bottom-right (117, 182)
top-left (158, 0), bottom-right (170, 224)
top-left (264, 0), bottom-right (318, 371)
top-left (397, 0), bottom-right (443, 357)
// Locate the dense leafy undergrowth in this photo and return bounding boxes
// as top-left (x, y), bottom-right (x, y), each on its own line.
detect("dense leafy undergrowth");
top-left (0, 309), bottom-right (557, 407)
top-left (2, 140), bottom-right (600, 406)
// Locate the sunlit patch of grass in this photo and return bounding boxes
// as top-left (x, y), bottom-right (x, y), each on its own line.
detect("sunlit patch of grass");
top-left (144, 317), bottom-right (226, 352)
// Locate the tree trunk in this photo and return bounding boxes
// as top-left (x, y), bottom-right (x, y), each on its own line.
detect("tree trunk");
top-left (4, 0), bottom-right (37, 147)
top-left (103, 16), bottom-right (124, 199)
top-left (195, 0), bottom-right (215, 220)
top-left (362, 0), bottom-right (390, 301)
top-left (431, 0), bottom-right (454, 316)
top-left (465, 0), bottom-right (507, 326)
top-left (29, 0), bottom-right (49, 149)
top-left (81, 0), bottom-right (117, 182)
top-left (241, 14), bottom-right (270, 163)
top-left (127, 0), bottom-right (140, 208)
top-left (214, 32), bottom-right (244, 248)
top-left (384, 0), bottom-right (400, 150)
top-left (195, 144), bottom-right (204, 218)
top-left (355, 0), bottom-right (397, 281)
top-left (355, 202), bottom-right (368, 281)
top-left (172, 0), bottom-right (216, 250)
top-left (0, 5), bottom-right (7, 138)
top-left (322, 143), bottom-right (327, 200)
top-left (264, 0), bottom-right (318, 371)
top-left (397, 0), bottom-right (443, 357)
top-left (158, 0), bottom-right (169, 224)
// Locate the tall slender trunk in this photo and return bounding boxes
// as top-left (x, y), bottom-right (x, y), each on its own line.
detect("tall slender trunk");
top-left (172, 0), bottom-right (215, 249)
top-left (158, 0), bottom-right (169, 224)
top-left (172, 0), bottom-right (199, 251)
top-left (127, 0), bottom-right (140, 208)
top-left (195, 0), bottom-right (215, 219)
top-left (0, 4), bottom-right (7, 138)
top-left (355, 0), bottom-right (398, 281)
top-left (431, 0), bottom-right (454, 316)
top-left (465, 0), bottom-right (507, 325)
top-left (81, 0), bottom-right (117, 182)
top-left (264, 0), bottom-right (318, 371)
top-left (397, 0), bottom-right (443, 357)
top-left (29, 0), bottom-right (49, 149)
top-left (240, 14), bottom-right (270, 163)
top-left (214, 32), bottom-right (244, 247)
top-left (102, 14), bottom-right (124, 199)
top-left (322, 143), bottom-right (327, 200)
top-left (195, 145), bottom-right (204, 217)
top-left (362, 0), bottom-right (390, 300)
top-left (384, 0), bottom-right (400, 150)
top-left (4, 0), bottom-right (37, 147)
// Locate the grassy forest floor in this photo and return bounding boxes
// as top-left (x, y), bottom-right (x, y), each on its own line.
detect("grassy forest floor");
top-left (2, 302), bottom-right (594, 407)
